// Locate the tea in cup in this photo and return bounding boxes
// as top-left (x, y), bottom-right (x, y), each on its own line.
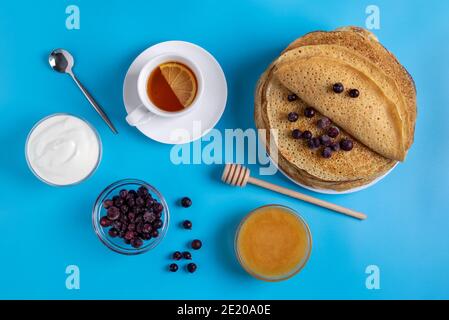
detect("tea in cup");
top-left (126, 54), bottom-right (203, 126)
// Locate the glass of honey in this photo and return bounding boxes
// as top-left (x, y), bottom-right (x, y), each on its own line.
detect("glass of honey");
top-left (235, 205), bottom-right (312, 282)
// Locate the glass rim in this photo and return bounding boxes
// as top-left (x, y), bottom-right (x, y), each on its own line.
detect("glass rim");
top-left (234, 204), bottom-right (312, 282)
top-left (24, 113), bottom-right (102, 187)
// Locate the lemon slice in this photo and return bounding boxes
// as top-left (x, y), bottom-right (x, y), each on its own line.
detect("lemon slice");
top-left (160, 62), bottom-right (197, 107)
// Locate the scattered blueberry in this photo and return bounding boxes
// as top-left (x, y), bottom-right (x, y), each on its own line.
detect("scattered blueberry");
top-left (333, 83), bottom-right (344, 94)
top-left (304, 107), bottom-right (316, 118)
top-left (287, 112), bottom-right (299, 122)
top-left (327, 126), bottom-right (340, 138)
top-left (191, 239), bottom-right (202, 250)
top-left (292, 129), bottom-right (302, 139)
top-left (317, 117), bottom-right (332, 129)
top-left (302, 130), bottom-right (312, 140)
top-left (308, 137), bottom-right (321, 149)
top-left (183, 251), bottom-right (192, 260)
top-left (340, 138), bottom-right (354, 151)
top-left (330, 141), bottom-right (340, 152)
top-left (173, 251), bottom-right (183, 260)
top-left (187, 263), bottom-right (197, 273)
top-left (319, 135), bottom-right (332, 147)
top-left (322, 147), bottom-right (333, 159)
top-left (182, 220), bottom-right (192, 229)
top-left (287, 94), bottom-right (298, 102)
top-left (348, 89), bottom-right (360, 98)
top-left (169, 263), bottom-right (179, 272)
top-left (181, 197), bottom-right (192, 208)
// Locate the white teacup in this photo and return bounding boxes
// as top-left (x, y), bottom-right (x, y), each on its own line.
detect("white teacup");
top-left (125, 53), bottom-right (203, 126)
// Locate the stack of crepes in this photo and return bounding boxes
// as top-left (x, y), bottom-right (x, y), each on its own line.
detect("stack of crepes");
top-left (255, 27), bottom-right (417, 192)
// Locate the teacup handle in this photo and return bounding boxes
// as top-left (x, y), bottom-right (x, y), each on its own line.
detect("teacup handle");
top-left (126, 104), bottom-right (155, 126)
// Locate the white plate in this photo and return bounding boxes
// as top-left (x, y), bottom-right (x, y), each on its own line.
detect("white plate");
top-left (267, 153), bottom-right (398, 195)
top-left (123, 41), bottom-right (227, 144)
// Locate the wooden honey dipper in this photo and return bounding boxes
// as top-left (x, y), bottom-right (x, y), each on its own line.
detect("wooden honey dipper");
top-left (221, 164), bottom-right (367, 220)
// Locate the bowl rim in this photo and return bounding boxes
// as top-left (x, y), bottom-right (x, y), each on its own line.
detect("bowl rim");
top-left (24, 112), bottom-right (103, 187)
top-left (234, 204), bottom-right (312, 282)
top-left (92, 178), bottom-right (170, 255)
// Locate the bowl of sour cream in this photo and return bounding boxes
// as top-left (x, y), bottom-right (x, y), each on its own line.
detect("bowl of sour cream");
top-left (25, 113), bottom-right (102, 186)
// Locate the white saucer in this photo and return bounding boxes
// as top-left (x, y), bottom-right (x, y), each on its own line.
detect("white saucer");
top-left (123, 41), bottom-right (227, 144)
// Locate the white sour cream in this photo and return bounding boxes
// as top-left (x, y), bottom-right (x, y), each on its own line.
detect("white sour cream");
top-left (26, 114), bottom-right (101, 186)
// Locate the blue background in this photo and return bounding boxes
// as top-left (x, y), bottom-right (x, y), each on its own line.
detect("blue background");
top-left (0, 0), bottom-right (448, 299)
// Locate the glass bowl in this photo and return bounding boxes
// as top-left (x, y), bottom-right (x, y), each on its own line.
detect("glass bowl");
top-left (92, 179), bottom-right (169, 255)
top-left (25, 113), bottom-right (102, 187)
top-left (235, 204), bottom-right (312, 282)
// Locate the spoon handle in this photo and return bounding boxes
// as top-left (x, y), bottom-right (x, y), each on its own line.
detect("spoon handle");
top-left (70, 73), bottom-right (118, 134)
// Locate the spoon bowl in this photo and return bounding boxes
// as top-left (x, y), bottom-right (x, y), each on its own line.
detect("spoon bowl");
top-left (49, 49), bottom-right (74, 74)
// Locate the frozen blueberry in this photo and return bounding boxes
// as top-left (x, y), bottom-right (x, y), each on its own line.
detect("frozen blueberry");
top-left (119, 189), bottom-right (128, 199)
top-left (287, 94), bottom-right (298, 102)
top-left (308, 137), bottom-right (321, 149)
top-left (135, 197), bottom-right (145, 207)
top-left (127, 212), bottom-right (136, 222)
top-left (327, 126), bottom-right (340, 138)
top-left (349, 89), bottom-right (360, 98)
top-left (333, 83), bottom-right (344, 94)
top-left (317, 117), bottom-right (332, 129)
top-left (124, 231), bottom-right (135, 241)
top-left (182, 220), bottom-right (192, 229)
top-left (187, 263), bottom-right (197, 273)
top-left (322, 147), bottom-right (333, 159)
top-left (107, 207), bottom-right (120, 221)
top-left (191, 239), bottom-right (202, 250)
top-left (143, 211), bottom-right (156, 223)
top-left (145, 198), bottom-right (154, 208)
top-left (127, 223), bottom-right (136, 231)
top-left (153, 202), bottom-right (164, 213)
top-left (120, 205), bottom-right (129, 214)
top-left (137, 186), bottom-right (149, 197)
top-left (100, 216), bottom-right (112, 227)
top-left (292, 129), bottom-right (302, 139)
top-left (131, 238), bottom-right (143, 248)
top-left (142, 223), bottom-right (153, 233)
top-left (183, 251), bottom-right (192, 260)
top-left (169, 263), bottom-right (179, 272)
top-left (113, 197), bottom-right (124, 207)
top-left (287, 112), bottom-right (299, 122)
top-left (319, 134), bottom-right (332, 147)
top-left (153, 219), bottom-right (163, 229)
top-left (302, 130), bottom-right (312, 140)
top-left (108, 228), bottom-right (119, 238)
top-left (304, 107), bottom-right (316, 118)
top-left (173, 251), bottom-right (183, 260)
top-left (103, 199), bottom-right (113, 209)
top-left (151, 230), bottom-right (159, 238)
top-left (181, 197), bottom-right (192, 208)
top-left (340, 138), bottom-right (354, 151)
